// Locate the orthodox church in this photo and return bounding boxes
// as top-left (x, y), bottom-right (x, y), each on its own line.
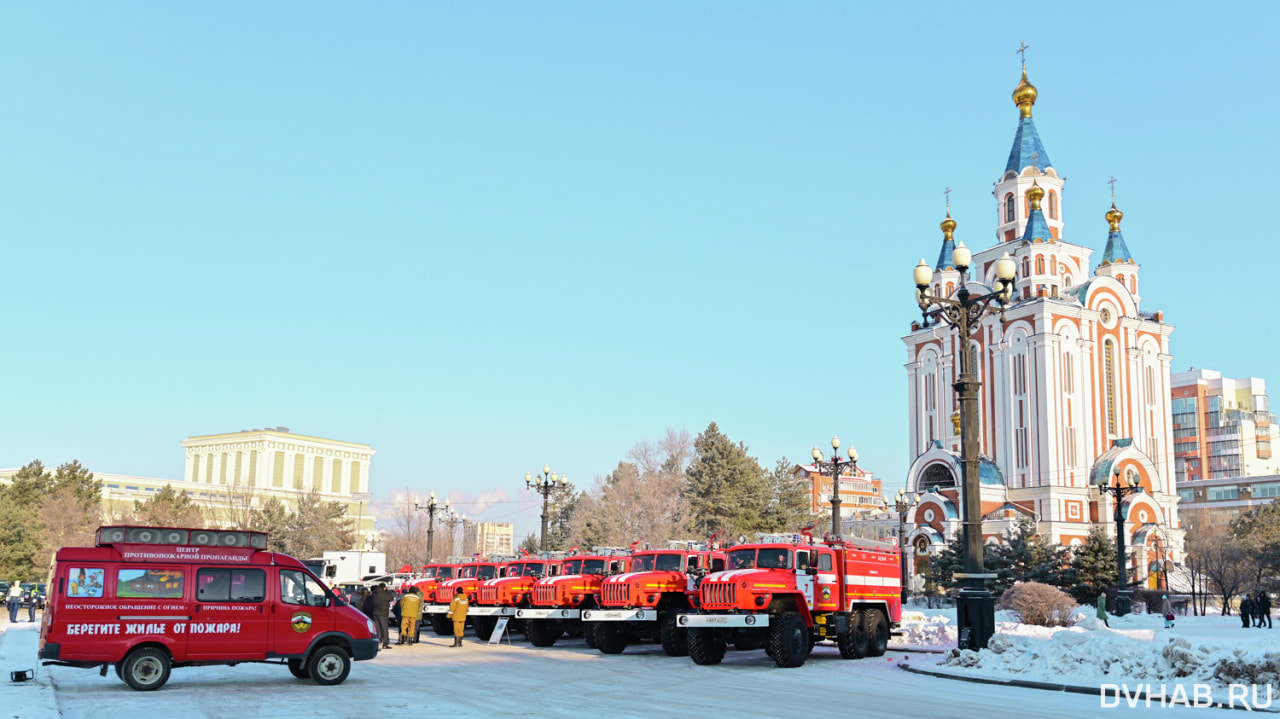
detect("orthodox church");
top-left (901, 65), bottom-right (1182, 588)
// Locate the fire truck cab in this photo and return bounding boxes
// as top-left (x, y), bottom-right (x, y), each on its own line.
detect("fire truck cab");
top-left (519, 553), bottom-right (630, 648)
top-left (423, 560), bottom-right (507, 636)
top-left (679, 536), bottom-right (901, 668)
top-left (470, 558), bottom-right (561, 641)
top-left (39, 526), bottom-right (379, 690)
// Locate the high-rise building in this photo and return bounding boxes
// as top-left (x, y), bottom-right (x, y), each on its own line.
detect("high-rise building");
top-left (790, 463), bottom-right (884, 517)
top-left (465, 521), bottom-right (514, 557)
top-left (900, 63), bottom-right (1182, 587)
top-left (1170, 370), bottom-right (1277, 482)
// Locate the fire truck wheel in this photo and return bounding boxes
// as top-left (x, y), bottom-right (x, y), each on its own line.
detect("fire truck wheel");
top-left (473, 616), bottom-right (497, 641)
top-left (864, 609), bottom-right (889, 657)
top-left (431, 614), bottom-right (452, 636)
top-left (121, 647), bottom-right (172, 691)
top-left (838, 609), bottom-right (869, 659)
top-left (287, 658), bottom-right (310, 679)
top-left (596, 623), bottom-right (628, 654)
top-left (660, 612), bottom-right (688, 657)
top-left (526, 620), bottom-right (558, 647)
top-left (767, 612), bottom-right (810, 668)
top-left (583, 622), bottom-right (599, 649)
top-left (687, 628), bottom-right (725, 665)
top-left (308, 645), bottom-right (351, 686)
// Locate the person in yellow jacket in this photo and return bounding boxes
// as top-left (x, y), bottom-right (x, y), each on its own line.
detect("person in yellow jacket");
top-left (398, 588), bottom-right (422, 645)
top-left (446, 586), bottom-right (469, 647)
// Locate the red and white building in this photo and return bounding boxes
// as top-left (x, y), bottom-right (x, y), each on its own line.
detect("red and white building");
top-left (900, 67), bottom-right (1183, 585)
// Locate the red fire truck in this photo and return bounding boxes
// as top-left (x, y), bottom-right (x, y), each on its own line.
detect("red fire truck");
top-left (679, 536), bottom-right (901, 668)
top-left (423, 560), bottom-right (507, 636)
top-left (39, 526), bottom-right (378, 690)
top-left (470, 558), bottom-right (560, 641)
top-left (402, 563), bottom-right (458, 605)
top-left (583, 547), bottom-right (724, 656)
top-left (518, 553), bottom-right (630, 648)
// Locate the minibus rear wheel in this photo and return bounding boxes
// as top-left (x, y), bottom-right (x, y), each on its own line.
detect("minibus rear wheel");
top-left (122, 647), bottom-right (172, 691)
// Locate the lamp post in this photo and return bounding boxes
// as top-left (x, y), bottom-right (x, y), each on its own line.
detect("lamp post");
top-left (811, 436), bottom-right (858, 540)
top-left (525, 464), bottom-right (565, 552)
top-left (413, 492), bottom-right (449, 562)
top-left (913, 241), bottom-right (1017, 650)
top-left (1097, 467), bottom-right (1141, 616)
top-left (886, 488), bottom-right (919, 599)
top-left (439, 508), bottom-right (463, 558)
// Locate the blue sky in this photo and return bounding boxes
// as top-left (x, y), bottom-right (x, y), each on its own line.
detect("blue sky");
top-left (3, 3), bottom-right (1276, 539)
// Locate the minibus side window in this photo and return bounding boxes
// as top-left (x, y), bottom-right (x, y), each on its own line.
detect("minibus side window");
top-left (67, 568), bottom-right (105, 598)
top-left (198, 568), bottom-right (266, 602)
top-left (117, 568), bottom-right (184, 599)
top-left (280, 569), bottom-right (328, 607)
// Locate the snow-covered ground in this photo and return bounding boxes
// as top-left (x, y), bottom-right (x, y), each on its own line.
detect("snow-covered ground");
top-left (897, 604), bottom-right (1280, 710)
top-left (1, 616), bottom-right (1217, 718)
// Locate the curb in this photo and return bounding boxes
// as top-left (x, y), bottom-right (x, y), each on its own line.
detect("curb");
top-left (898, 661), bottom-right (1280, 713)
top-left (1, 623), bottom-right (61, 719)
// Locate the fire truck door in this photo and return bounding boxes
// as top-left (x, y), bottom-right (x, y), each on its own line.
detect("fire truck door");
top-left (795, 550), bottom-right (814, 610)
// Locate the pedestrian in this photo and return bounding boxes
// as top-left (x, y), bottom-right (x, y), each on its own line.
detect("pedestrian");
top-left (1160, 594), bottom-right (1174, 629)
top-left (372, 583), bottom-right (395, 649)
top-left (1258, 592), bottom-right (1272, 629)
top-left (359, 587), bottom-right (375, 619)
top-left (398, 588), bottom-right (422, 645)
top-left (446, 586), bottom-right (469, 647)
top-left (27, 586), bottom-right (38, 622)
top-left (1240, 594), bottom-right (1255, 628)
top-left (1096, 594), bottom-right (1110, 628)
top-left (6, 581), bottom-right (23, 623)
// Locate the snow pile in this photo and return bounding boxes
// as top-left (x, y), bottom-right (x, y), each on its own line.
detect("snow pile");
top-left (895, 609), bottom-right (1034, 648)
top-left (941, 621), bottom-right (1280, 691)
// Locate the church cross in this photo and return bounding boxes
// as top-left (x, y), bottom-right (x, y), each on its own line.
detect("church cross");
top-left (944, 186), bottom-right (951, 211)
top-left (1017, 42), bottom-right (1030, 67)
top-left (1108, 176), bottom-right (1118, 200)
top-left (1030, 150), bottom-right (1040, 174)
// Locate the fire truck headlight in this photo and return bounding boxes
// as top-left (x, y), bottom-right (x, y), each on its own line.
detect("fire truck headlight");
top-left (647, 594), bottom-right (657, 603)
top-left (755, 594), bottom-right (769, 607)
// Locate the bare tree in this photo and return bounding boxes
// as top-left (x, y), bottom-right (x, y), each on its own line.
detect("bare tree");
top-left (1185, 510), bottom-right (1254, 615)
top-left (381, 489), bottom-right (429, 571)
top-left (569, 431), bottom-right (692, 548)
top-left (35, 485), bottom-right (101, 569)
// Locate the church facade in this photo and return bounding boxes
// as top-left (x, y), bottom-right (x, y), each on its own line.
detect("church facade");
top-left (901, 66), bottom-right (1182, 588)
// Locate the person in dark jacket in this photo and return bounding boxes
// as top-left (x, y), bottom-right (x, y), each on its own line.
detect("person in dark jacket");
top-left (359, 588), bottom-right (375, 618)
top-left (1240, 594), bottom-right (1255, 628)
top-left (371, 583), bottom-right (396, 649)
top-left (1257, 592), bottom-right (1272, 628)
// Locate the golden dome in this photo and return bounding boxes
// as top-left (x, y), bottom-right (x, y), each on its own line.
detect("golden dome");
top-left (940, 213), bottom-right (957, 238)
top-left (1013, 68), bottom-right (1038, 118)
top-left (1026, 181), bottom-right (1045, 210)
top-left (1106, 202), bottom-right (1124, 231)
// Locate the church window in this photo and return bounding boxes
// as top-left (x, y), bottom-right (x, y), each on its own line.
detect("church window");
top-left (1104, 340), bottom-right (1118, 436)
top-left (1145, 365), bottom-right (1156, 406)
top-left (1022, 257), bottom-right (1030, 277)
top-left (1050, 257), bottom-right (1057, 274)
top-left (1049, 191), bottom-right (1058, 219)
top-left (1117, 274), bottom-right (1125, 287)
top-left (1035, 256), bottom-right (1045, 274)
top-left (946, 282), bottom-right (954, 297)
top-left (1064, 274), bottom-right (1072, 287)
top-left (1005, 194), bottom-right (1016, 223)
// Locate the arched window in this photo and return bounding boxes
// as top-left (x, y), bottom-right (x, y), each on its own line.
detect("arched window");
top-left (1130, 276), bottom-right (1137, 292)
top-left (945, 282), bottom-right (954, 297)
top-left (1005, 194), bottom-right (1016, 223)
top-left (1117, 274), bottom-right (1125, 286)
top-left (1022, 258), bottom-right (1031, 277)
top-left (1104, 339), bottom-right (1118, 436)
top-left (1064, 274), bottom-right (1073, 287)
top-left (1035, 256), bottom-right (1045, 274)
top-left (1050, 257), bottom-right (1057, 274)
top-left (1049, 191), bottom-right (1058, 219)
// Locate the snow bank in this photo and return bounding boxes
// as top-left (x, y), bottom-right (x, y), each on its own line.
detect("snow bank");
top-left (940, 612), bottom-right (1280, 692)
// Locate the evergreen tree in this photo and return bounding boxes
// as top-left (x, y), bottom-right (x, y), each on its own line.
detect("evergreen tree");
top-left (990, 517), bottom-right (1071, 594)
top-left (760, 457), bottom-right (811, 533)
top-left (51, 460), bottom-right (101, 505)
top-left (683, 422), bottom-right (768, 538)
top-left (0, 461), bottom-right (55, 579)
top-left (131, 485), bottom-right (208, 529)
top-left (1066, 526), bottom-right (1117, 604)
top-left (519, 532), bottom-right (540, 554)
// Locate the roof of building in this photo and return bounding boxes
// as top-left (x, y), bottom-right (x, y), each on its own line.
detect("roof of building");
top-left (1020, 192), bottom-right (1053, 243)
top-left (1005, 116), bottom-right (1053, 175)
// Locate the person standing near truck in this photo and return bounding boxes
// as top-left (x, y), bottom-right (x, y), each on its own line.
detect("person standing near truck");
top-left (371, 583), bottom-right (395, 649)
top-left (446, 586), bottom-right (469, 648)
top-left (6, 581), bottom-right (23, 622)
top-left (398, 588), bottom-right (422, 645)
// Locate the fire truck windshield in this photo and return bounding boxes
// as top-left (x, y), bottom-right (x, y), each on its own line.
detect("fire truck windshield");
top-left (630, 555), bottom-right (654, 572)
top-left (581, 559), bottom-right (605, 574)
top-left (477, 566), bottom-right (499, 580)
top-left (654, 554), bottom-right (683, 571)
top-left (562, 560), bottom-right (582, 575)
top-left (728, 549), bottom-right (792, 570)
top-left (459, 567), bottom-right (478, 579)
top-left (437, 567), bottom-right (455, 579)
top-left (516, 563), bottom-right (545, 577)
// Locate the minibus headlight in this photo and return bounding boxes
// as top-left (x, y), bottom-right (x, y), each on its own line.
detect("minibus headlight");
top-left (367, 618), bottom-right (377, 636)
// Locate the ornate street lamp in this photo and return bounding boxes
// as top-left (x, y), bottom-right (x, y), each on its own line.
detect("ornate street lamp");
top-left (1097, 466), bottom-right (1142, 616)
top-left (914, 239), bottom-right (1017, 650)
top-left (414, 491), bottom-right (449, 562)
top-left (439, 507), bottom-right (464, 558)
top-left (811, 436), bottom-right (858, 540)
top-left (886, 488), bottom-right (920, 599)
top-left (525, 464), bottom-right (565, 552)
